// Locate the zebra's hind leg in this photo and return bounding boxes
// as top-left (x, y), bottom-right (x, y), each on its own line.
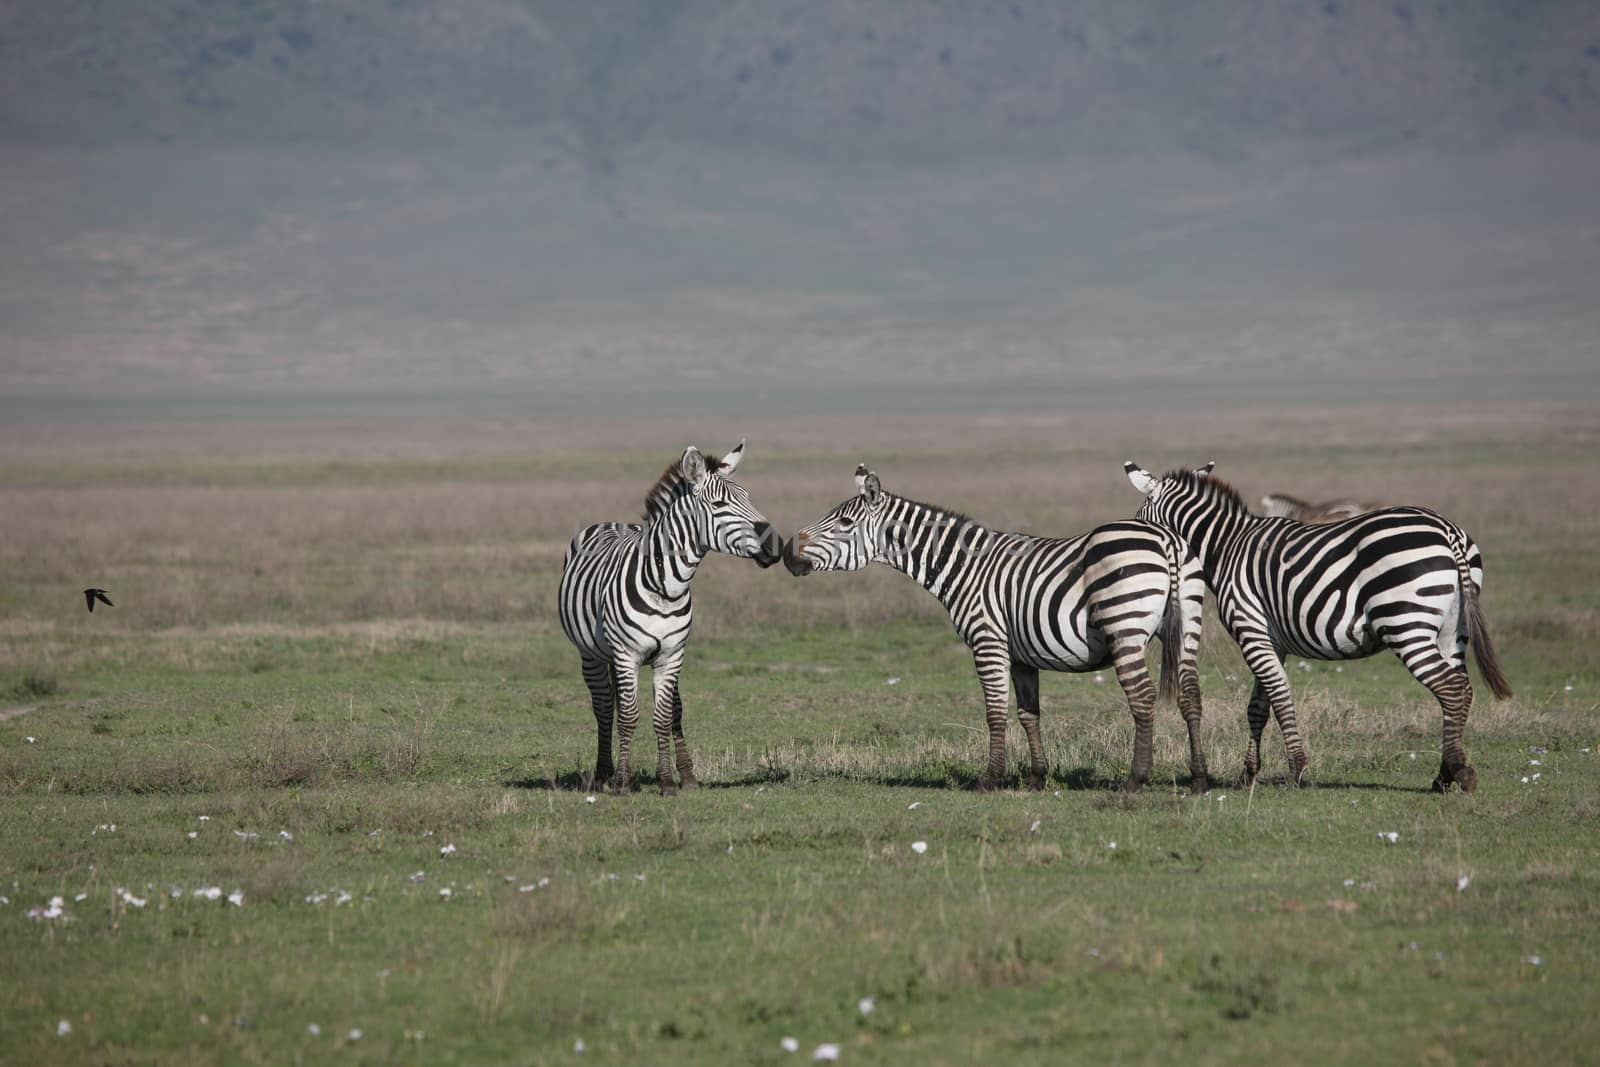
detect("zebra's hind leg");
top-left (650, 651), bottom-right (688, 796)
top-left (670, 688), bottom-right (698, 790)
top-left (1010, 663), bottom-right (1047, 791)
top-left (1109, 640), bottom-right (1157, 792)
top-left (1392, 639), bottom-right (1476, 793)
top-left (1177, 654), bottom-right (1209, 794)
top-left (972, 638), bottom-right (1012, 791)
top-left (579, 655), bottom-right (616, 791)
top-left (1240, 644), bottom-right (1307, 786)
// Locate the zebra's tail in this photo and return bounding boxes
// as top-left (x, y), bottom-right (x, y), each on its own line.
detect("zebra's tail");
top-left (1156, 542), bottom-right (1183, 706)
top-left (1455, 541), bottom-right (1514, 701)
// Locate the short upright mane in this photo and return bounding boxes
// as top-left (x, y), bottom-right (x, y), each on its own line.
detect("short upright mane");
top-left (892, 493), bottom-right (978, 527)
top-left (1167, 469), bottom-right (1249, 514)
top-left (643, 450), bottom-right (722, 521)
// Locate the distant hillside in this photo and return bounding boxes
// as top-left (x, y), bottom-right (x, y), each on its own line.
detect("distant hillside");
top-left (3, 1), bottom-right (1599, 157)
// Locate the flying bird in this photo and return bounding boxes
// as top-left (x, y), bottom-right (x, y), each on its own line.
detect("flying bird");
top-left (83, 588), bottom-right (114, 612)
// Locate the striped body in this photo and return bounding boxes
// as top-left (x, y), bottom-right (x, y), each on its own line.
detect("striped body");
top-left (1126, 462), bottom-right (1512, 792)
top-left (559, 443), bottom-right (780, 794)
top-left (785, 467), bottom-right (1209, 791)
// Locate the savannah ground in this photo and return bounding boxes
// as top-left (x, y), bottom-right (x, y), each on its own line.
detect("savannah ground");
top-left (1, 395), bottom-right (1597, 1065)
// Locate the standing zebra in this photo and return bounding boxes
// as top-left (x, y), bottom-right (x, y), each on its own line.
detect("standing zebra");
top-left (1124, 461), bottom-right (1512, 792)
top-left (783, 465), bottom-right (1209, 792)
top-left (559, 441), bottom-right (782, 794)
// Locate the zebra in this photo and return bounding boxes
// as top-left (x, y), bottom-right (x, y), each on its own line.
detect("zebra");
top-left (1124, 460), bottom-right (1513, 792)
top-left (783, 465), bottom-right (1209, 793)
top-left (559, 441), bottom-right (782, 795)
top-left (1260, 492), bottom-right (1377, 523)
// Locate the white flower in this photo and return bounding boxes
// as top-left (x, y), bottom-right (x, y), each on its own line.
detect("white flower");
top-left (1028, 819), bottom-right (1041, 834)
top-left (1457, 875), bottom-right (1471, 892)
top-left (1523, 954), bottom-right (1544, 966)
top-left (519, 884), bottom-right (538, 893)
top-left (347, 1028), bottom-right (363, 1041)
top-left (1093, 674), bottom-right (1105, 685)
top-left (305, 892), bottom-right (328, 904)
top-left (186, 831), bottom-right (198, 840)
top-left (24, 736), bottom-right (34, 744)
top-left (336, 891), bottom-right (352, 906)
top-left (56, 1019), bottom-right (71, 1037)
top-left (906, 802), bottom-right (921, 810)
top-left (440, 843), bottom-right (457, 856)
top-left (409, 871), bottom-right (426, 884)
top-left (1532, 773), bottom-right (1542, 782)
top-left (633, 873), bottom-right (646, 882)
top-left (585, 795), bottom-right (597, 804)
top-left (1564, 685), bottom-right (1574, 692)
top-left (1529, 759), bottom-right (1541, 766)
top-left (780, 1036), bottom-right (800, 1052)
top-left (1344, 879), bottom-right (1356, 887)
top-left (1409, 752), bottom-right (1417, 761)
top-left (197, 815), bottom-right (210, 821)
top-left (1298, 661), bottom-right (1310, 672)
top-left (93, 823), bottom-right (116, 834)
top-left (307, 1023), bottom-right (321, 1036)
top-left (279, 830), bottom-right (294, 841)
top-left (233, 830), bottom-right (258, 841)
top-left (574, 1038), bottom-right (586, 1053)
top-left (910, 841), bottom-right (928, 854)
top-left (1521, 776), bottom-right (1530, 784)
top-left (1106, 841), bottom-right (1117, 850)
top-left (227, 890), bottom-right (245, 907)
top-left (118, 888), bottom-right (147, 908)
top-left (538, 877), bottom-right (550, 888)
top-left (886, 677), bottom-right (900, 686)
top-left (1052, 790), bottom-right (1062, 798)
top-left (1377, 832), bottom-right (1400, 844)
top-left (858, 996), bottom-right (875, 1015)
top-left (438, 887), bottom-right (452, 899)
top-left (197, 886), bottom-right (222, 900)
top-left (813, 1045), bottom-right (841, 1061)
top-left (74, 893), bottom-right (88, 902)
top-left (1215, 794), bottom-right (1227, 802)
top-left (169, 887), bottom-right (183, 899)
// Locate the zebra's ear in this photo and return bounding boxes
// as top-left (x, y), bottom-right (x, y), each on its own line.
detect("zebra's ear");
top-left (1195, 461), bottom-right (1216, 478)
top-left (861, 470), bottom-right (883, 504)
top-left (680, 446), bottom-right (709, 488)
top-left (1124, 460), bottom-right (1157, 497)
top-left (717, 439), bottom-right (746, 475)
top-left (853, 464), bottom-right (871, 495)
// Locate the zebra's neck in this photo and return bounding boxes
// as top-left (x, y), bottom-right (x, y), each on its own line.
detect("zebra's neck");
top-left (879, 496), bottom-right (996, 606)
top-left (1168, 501), bottom-right (1258, 582)
top-left (641, 501), bottom-right (709, 601)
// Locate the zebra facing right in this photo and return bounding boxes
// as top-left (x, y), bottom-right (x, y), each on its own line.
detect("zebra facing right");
top-left (1125, 460), bottom-right (1513, 793)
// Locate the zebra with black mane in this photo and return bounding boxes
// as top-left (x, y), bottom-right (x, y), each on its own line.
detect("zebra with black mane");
top-left (783, 465), bottom-right (1209, 792)
top-left (1124, 460), bottom-right (1512, 792)
top-left (559, 441), bottom-right (782, 794)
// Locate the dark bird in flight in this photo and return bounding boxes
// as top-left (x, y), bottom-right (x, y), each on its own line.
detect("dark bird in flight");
top-left (83, 588), bottom-right (114, 612)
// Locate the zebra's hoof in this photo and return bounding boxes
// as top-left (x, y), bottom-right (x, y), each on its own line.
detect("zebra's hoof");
top-left (1189, 776), bottom-right (1210, 796)
top-left (974, 777), bottom-right (996, 794)
top-left (1454, 766), bottom-right (1478, 794)
top-left (1027, 775), bottom-right (1047, 792)
top-left (1119, 777), bottom-right (1146, 794)
top-left (678, 777), bottom-right (700, 791)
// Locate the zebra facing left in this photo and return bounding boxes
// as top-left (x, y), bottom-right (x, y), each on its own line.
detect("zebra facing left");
top-left (1124, 460), bottom-right (1513, 793)
top-left (559, 441), bottom-right (782, 795)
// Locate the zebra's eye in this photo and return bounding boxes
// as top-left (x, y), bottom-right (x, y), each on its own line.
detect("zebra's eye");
top-left (838, 515), bottom-right (855, 530)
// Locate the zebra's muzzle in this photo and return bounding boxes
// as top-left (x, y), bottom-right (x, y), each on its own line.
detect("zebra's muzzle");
top-left (781, 538), bottom-right (814, 576)
top-left (752, 522), bottom-right (783, 569)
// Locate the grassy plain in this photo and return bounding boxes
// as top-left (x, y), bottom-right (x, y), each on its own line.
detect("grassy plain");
top-left (1, 399), bottom-right (1597, 1065)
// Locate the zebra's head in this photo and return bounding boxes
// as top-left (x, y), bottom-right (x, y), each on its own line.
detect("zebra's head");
top-left (1123, 459), bottom-right (1218, 527)
top-left (783, 464), bottom-right (888, 577)
top-left (674, 442), bottom-right (783, 568)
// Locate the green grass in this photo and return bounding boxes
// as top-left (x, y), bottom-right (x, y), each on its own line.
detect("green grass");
top-left (2, 410), bottom-right (1597, 1064)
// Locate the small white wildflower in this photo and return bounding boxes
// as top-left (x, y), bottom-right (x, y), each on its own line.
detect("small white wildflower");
top-left (813, 1045), bottom-right (841, 1061)
top-left (227, 890), bottom-right (245, 907)
top-left (197, 886), bottom-right (222, 900)
top-left (1029, 819), bottom-right (1041, 833)
top-left (1531, 773), bottom-right (1542, 782)
top-left (0, 896), bottom-right (8, 905)
top-left (858, 996), bottom-right (875, 1016)
top-left (409, 871), bottom-right (426, 884)
top-left (1457, 875), bottom-right (1471, 892)
top-left (585, 795), bottom-right (597, 804)
top-left (755, 786), bottom-right (766, 795)
top-left (422, 830), bottom-right (434, 837)
top-left (906, 801), bottom-right (921, 810)
top-left (304, 892), bottom-right (328, 904)
top-left (440, 843), bottom-right (457, 856)
top-left (575, 1038), bottom-right (586, 1053)
top-left (1335, 666), bottom-right (1344, 673)
top-left (118, 888), bottom-right (147, 908)
top-left (781, 1036), bottom-right (800, 1053)
top-left (1106, 841), bottom-right (1117, 850)
top-left (348, 1028), bottom-right (363, 1041)
top-left (1409, 752), bottom-right (1417, 761)
top-left (1093, 674), bottom-right (1105, 685)
top-left (1530, 759), bottom-right (1541, 767)
top-left (186, 831), bottom-right (198, 840)
top-left (1344, 879), bottom-right (1356, 887)
top-left (438, 887), bottom-right (452, 899)
top-left (232, 830), bottom-right (258, 841)
top-left (24, 736), bottom-right (34, 744)
top-left (1086, 947), bottom-right (1101, 957)
top-left (1052, 790), bottom-right (1062, 798)
top-left (1523, 954), bottom-right (1544, 966)
top-left (538, 877), bottom-right (550, 888)
top-left (1564, 685), bottom-right (1574, 693)
top-left (519, 884), bottom-right (537, 893)
top-left (1361, 881), bottom-right (1377, 891)
top-left (605, 873), bottom-right (619, 882)
top-left (1432, 951), bottom-right (1447, 962)
top-left (335, 891), bottom-right (352, 906)
top-left (885, 677), bottom-right (901, 686)
top-left (74, 893), bottom-right (87, 902)
top-left (1377, 832), bottom-right (1400, 844)
top-left (1298, 660), bottom-right (1310, 672)
top-left (1215, 794), bottom-right (1227, 802)
top-left (307, 1023), bottom-right (321, 1036)
top-left (1521, 776), bottom-right (1531, 784)
top-left (57, 1019), bottom-right (71, 1037)
top-left (197, 815), bottom-right (210, 822)
top-left (279, 830), bottom-right (294, 841)
top-left (911, 841), bottom-right (928, 854)
top-left (633, 873), bottom-right (646, 882)
top-left (169, 887), bottom-right (183, 899)
top-left (93, 823), bottom-right (116, 834)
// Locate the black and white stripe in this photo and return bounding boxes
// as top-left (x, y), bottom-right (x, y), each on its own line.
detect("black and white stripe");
top-left (784, 465), bottom-right (1209, 792)
top-left (559, 441), bottom-right (781, 794)
top-left (1125, 461), bottom-right (1513, 792)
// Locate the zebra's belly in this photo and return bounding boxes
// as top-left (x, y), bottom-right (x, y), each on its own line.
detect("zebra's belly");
top-left (1012, 630), bottom-right (1110, 674)
top-left (1272, 617), bottom-right (1383, 661)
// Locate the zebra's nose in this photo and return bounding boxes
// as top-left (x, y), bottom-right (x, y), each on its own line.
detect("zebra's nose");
top-left (752, 521), bottom-right (782, 568)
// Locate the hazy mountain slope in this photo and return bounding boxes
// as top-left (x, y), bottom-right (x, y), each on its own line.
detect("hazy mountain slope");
top-left (2, 1), bottom-right (1598, 155)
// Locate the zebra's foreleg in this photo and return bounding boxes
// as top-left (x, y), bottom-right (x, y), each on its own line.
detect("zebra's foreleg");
top-left (670, 687), bottom-right (698, 790)
top-left (610, 662), bottom-right (643, 794)
top-left (580, 655), bottom-right (616, 791)
top-left (972, 639), bottom-right (1012, 791)
top-left (650, 652), bottom-right (688, 796)
top-left (1109, 639), bottom-right (1158, 792)
top-left (1009, 662), bottom-right (1047, 791)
